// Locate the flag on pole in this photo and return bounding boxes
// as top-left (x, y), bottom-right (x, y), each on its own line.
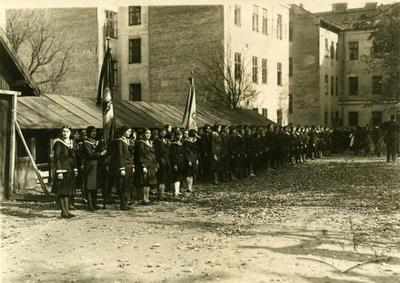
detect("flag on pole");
top-left (97, 47), bottom-right (115, 145)
top-left (182, 73), bottom-right (197, 130)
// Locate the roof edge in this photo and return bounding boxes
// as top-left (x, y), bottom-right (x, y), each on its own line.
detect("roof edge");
top-left (0, 27), bottom-right (40, 96)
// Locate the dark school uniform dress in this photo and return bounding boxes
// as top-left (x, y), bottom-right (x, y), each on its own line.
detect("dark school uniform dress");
top-left (116, 137), bottom-right (135, 193)
top-left (210, 132), bottom-right (222, 172)
top-left (154, 137), bottom-right (171, 184)
top-left (220, 133), bottom-right (231, 172)
top-left (183, 138), bottom-right (198, 178)
top-left (170, 141), bottom-right (185, 182)
top-left (138, 140), bottom-right (158, 186)
top-left (83, 138), bottom-right (102, 191)
top-left (52, 139), bottom-right (77, 196)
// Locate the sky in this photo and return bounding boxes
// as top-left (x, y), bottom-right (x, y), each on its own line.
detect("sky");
top-left (2, 0), bottom-right (398, 12)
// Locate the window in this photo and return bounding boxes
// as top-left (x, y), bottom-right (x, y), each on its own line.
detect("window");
top-left (349, 77), bottom-right (358, 96)
top-left (324, 75), bottom-right (328, 95)
top-left (325, 39), bottom-right (329, 57)
top-left (234, 5), bottom-right (241, 26)
top-left (252, 5), bottom-right (259, 32)
top-left (129, 83), bottom-right (141, 101)
top-left (335, 111), bottom-right (340, 125)
top-left (277, 63), bottom-right (282, 85)
top-left (372, 76), bottom-right (382, 95)
top-left (262, 59), bottom-right (267, 84)
top-left (234, 52), bottom-right (242, 80)
top-left (330, 41), bottom-right (335, 59)
top-left (335, 77), bottom-right (338, 96)
top-left (262, 9), bottom-right (268, 35)
top-left (289, 94), bottom-right (293, 114)
top-left (325, 111), bottom-right (328, 125)
top-left (372, 111), bottom-right (382, 126)
top-left (277, 14), bottom-right (282, 39)
top-left (129, 6), bottom-right (141, 25)
top-left (331, 111), bottom-right (335, 125)
top-left (111, 60), bottom-right (118, 87)
top-left (289, 57), bottom-right (293, 77)
top-left (331, 76), bottom-right (334, 96)
top-left (252, 57), bottom-right (258, 83)
top-left (262, 108), bottom-right (268, 118)
top-left (105, 11), bottom-right (118, 38)
top-left (348, 112), bottom-right (359, 126)
top-left (349, 41), bottom-right (358, 60)
top-left (289, 21), bottom-right (293, 41)
top-left (129, 38), bottom-right (141, 64)
top-left (336, 42), bottom-right (339, 60)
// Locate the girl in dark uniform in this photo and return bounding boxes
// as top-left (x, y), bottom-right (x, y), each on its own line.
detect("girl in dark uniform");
top-left (210, 124), bottom-right (222, 185)
top-left (52, 126), bottom-right (78, 218)
top-left (183, 129), bottom-right (198, 192)
top-left (154, 127), bottom-right (171, 200)
top-left (170, 130), bottom-right (185, 196)
top-left (115, 125), bottom-right (135, 210)
top-left (138, 128), bottom-right (158, 204)
top-left (83, 126), bottom-right (107, 211)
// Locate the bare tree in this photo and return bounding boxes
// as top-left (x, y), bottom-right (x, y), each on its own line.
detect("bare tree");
top-left (6, 9), bottom-right (72, 93)
top-left (197, 46), bottom-right (257, 109)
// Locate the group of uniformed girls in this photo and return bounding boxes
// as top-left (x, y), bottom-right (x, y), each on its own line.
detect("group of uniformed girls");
top-left (51, 123), bottom-right (334, 218)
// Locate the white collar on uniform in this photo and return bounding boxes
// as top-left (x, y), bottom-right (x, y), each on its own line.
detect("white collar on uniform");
top-left (54, 138), bottom-right (74, 149)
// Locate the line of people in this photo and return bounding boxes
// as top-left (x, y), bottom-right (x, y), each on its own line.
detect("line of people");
top-left (51, 124), bottom-right (339, 218)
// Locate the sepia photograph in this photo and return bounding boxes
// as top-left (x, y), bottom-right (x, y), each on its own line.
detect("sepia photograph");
top-left (0, 0), bottom-right (399, 282)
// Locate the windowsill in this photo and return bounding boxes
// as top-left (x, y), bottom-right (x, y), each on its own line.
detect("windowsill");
top-left (128, 62), bottom-right (142, 65)
top-left (129, 24), bottom-right (142, 26)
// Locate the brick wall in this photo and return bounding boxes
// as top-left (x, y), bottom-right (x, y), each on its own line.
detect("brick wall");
top-left (289, 6), bottom-right (321, 125)
top-left (6, 8), bottom-right (99, 97)
top-left (148, 5), bottom-right (224, 106)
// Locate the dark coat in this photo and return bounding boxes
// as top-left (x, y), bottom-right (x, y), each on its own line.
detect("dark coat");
top-left (170, 141), bottom-right (185, 182)
top-left (138, 140), bottom-right (158, 186)
top-left (52, 139), bottom-right (77, 196)
top-left (154, 137), bottom-right (171, 184)
top-left (183, 138), bottom-right (198, 177)
top-left (83, 138), bottom-right (102, 191)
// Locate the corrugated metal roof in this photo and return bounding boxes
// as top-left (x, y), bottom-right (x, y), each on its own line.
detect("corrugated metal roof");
top-left (17, 95), bottom-right (274, 129)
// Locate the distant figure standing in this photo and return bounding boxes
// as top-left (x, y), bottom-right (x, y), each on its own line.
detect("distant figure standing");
top-left (371, 125), bottom-right (384, 157)
top-left (382, 115), bottom-right (399, 163)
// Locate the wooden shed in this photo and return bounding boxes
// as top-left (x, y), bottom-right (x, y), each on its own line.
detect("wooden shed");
top-left (0, 27), bottom-right (39, 200)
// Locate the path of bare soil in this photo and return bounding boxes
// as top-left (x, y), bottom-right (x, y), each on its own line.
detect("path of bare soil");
top-left (1, 156), bottom-right (400, 283)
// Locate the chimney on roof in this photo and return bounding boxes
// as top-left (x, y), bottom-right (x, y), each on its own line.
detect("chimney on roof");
top-left (299, 3), bottom-right (303, 8)
top-left (332, 3), bottom-right (348, 13)
top-left (365, 2), bottom-right (377, 10)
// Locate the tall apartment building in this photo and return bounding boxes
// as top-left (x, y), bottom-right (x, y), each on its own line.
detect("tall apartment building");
top-left (289, 5), bottom-right (341, 126)
top-left (317, 2), bottom-right (399, 127)
top-left (290, 2), bottom-right (399, 127)
top-left (6, 1), bottom-right (290, 125)
top-left (117, 1), bottom-right (290, 124)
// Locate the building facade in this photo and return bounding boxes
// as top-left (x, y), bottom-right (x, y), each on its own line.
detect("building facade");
top-left (290, 2), bottom-right (399, 127)
top-left (289, 5), bottom-right (341, 126)
top-left (6, 2), bottom-right (290, 125)
top-left (117, 1), bottom-right (290, 124)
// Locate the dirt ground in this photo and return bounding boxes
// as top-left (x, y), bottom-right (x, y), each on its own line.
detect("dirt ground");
top-left (1, 156), bottom-right (400, 283)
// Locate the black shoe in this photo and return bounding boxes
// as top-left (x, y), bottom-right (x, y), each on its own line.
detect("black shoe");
top-left (60, 212), bottom-right (69, 218)
top-left (68, 213), bottom-right (76, 218)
